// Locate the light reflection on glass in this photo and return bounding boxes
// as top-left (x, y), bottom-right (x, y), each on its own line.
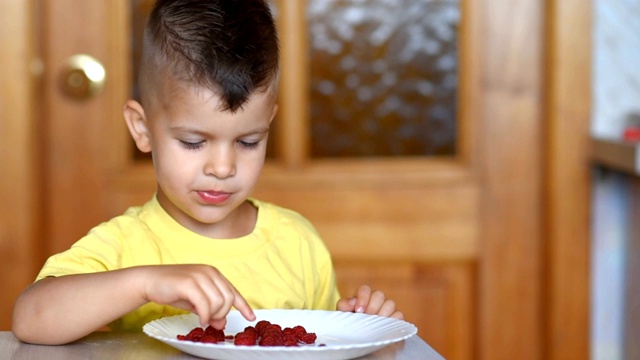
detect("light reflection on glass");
top-left (308, 0), bottom-right (459, 157)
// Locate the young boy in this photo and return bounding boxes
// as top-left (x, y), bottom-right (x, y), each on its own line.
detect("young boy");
top-left (12, 0), bottom-right (402, 345)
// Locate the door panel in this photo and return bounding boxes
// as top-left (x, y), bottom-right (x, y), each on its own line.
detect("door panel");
top-left (335, 261), bottom-right (474, 360)
top-left (38, 0), bottom-right (132, 255)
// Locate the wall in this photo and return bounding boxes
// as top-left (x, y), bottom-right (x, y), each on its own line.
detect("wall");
top-left (591, 1), bottom-right (640, 359)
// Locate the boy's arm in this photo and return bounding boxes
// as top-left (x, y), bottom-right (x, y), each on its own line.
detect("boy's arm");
top-left (12, 268), bottom-right (148, 345)
top-left (12, 265), bottom-right (255, 345)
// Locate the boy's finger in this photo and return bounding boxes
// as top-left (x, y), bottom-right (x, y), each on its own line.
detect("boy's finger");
top-left (354, 285), bottom-right (372, 313)
top-left (377, 299), bottom-right (398, 317)
top-left (364, 290), bottom-right (387, 314)
top-left (232, 291), bottom-right (255, 321)
top-left (390, 311), bottom-right (405, 320)
top-left (188, 291), bottom-right (213, 327)
top-left (209, 318), bottom-right (227, 330)
top-left (336, 297), bottom-right (356, 312)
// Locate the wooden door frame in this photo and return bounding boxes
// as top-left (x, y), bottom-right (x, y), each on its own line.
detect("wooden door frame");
top-left (476, 0), bottom-right (545, 358)
top-left (477, 0), bottom-right (591, 359)
top-left (543, 1), bottom-right (591, 359)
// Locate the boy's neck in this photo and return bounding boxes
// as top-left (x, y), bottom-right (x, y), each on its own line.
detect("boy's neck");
top-left (157, 192), bottom-right (258, 239)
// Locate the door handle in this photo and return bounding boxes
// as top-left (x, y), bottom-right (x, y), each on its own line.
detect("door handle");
top-left (59, 54), bottom-right (106, 99)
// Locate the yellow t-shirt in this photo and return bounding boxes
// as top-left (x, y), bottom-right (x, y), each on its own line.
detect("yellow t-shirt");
top-left (36, 196), bottom-right (340, 331)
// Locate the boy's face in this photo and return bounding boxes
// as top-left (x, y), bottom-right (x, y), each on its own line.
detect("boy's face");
top-left (124, 78), bottom-right (277, 238)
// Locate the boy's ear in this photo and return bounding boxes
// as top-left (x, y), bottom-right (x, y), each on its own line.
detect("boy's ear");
top-left (123, 100), bottom-right (152, 153)
top-left (269, 103), bottom-right (279, 124)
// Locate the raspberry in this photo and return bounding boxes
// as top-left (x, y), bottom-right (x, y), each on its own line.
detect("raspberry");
top-left (292, 325), bottom-right (307, 335)
top-left (259, 335), bottom-right (284, 346)
top-left (199, 334), bottom-right (221, 343)
top-left (263, 328), bottom-right (283, 339)
top-left (179, 327), bottom-right (205, 342)
top-left (234, 333), bottom-right (257, 346)
top-left (243, 326), bottom-right (258, 337)
top-left (177, 319), bottom-right (318, 347)
top-left (299, 332), bottom-right (317, 344)
top-left (204, 326), bottom-right (226, 342)
top-left (255, 320), bottom-right (271, 335)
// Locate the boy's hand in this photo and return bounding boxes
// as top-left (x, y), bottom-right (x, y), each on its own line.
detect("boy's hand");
top-left (336, 285), bottom-right (404, 320)
top-left (141, 264), bottom-right (255, 329)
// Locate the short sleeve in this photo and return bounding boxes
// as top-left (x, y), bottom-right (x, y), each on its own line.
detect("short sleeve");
top-left (35, 221), bottom-right (124, 281)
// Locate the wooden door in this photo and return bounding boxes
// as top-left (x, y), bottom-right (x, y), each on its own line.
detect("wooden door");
top-left (0, 0), bottom-right (40, 333)
top-left (20, 0), bottom-right (591, 359)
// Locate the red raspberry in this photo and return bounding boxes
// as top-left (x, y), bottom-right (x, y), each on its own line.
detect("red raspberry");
top-left (263, 328), bottom-right (283, 338)
top-left (200, 334), bottom-right (222, 343)
top-left (243, 326), bottom-right (258, 338)
top-left (284, 338), bottom-right (300, 347)
top-left (255, 320), bottom-right (271, 335)
top-left (178, 320), bottom-right (317, 347)
top-left (239, 330), bottom-right (258, 341)
top-left (299, 332), bottom-right (317, 344)
top-left (234, 333), bottom-right (257, 346)
top-left (180, 327), bottom-right (205, 341)
top-left (292, 325), bottom-right (307, 335)
top-left (260, 335), bottom-right (284, 346)
top-left (204, 326), bottom-right (225, 342)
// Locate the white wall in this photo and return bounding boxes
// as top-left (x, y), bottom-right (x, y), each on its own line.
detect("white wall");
top-left (592, 1), bottom-right (640, 138)
top-left (591, 1), bottom-right (640, 360)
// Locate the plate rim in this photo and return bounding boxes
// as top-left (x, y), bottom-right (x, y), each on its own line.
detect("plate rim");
top-left (143, 309), bottom-right (418, 353)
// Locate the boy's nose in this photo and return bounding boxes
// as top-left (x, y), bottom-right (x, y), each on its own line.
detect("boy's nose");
top-left (203, 147), bottom-right (236, 179)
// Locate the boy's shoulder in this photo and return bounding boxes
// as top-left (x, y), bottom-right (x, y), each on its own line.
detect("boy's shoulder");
top-left (86, 198), bottom-right (161, 239)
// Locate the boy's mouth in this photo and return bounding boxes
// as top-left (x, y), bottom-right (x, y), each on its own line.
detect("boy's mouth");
top-left (197, 190), bottom-right (231, 205)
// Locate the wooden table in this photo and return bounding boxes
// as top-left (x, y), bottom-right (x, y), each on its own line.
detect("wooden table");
top-left (0, 331), bottom-right (444, 359)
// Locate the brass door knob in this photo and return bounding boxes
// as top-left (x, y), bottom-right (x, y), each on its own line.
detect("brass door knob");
top-left (59, 54), bottom-right (106, 99)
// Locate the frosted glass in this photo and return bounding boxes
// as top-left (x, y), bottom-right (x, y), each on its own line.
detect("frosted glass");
top-left (307, 0), bottom-right (459, 157)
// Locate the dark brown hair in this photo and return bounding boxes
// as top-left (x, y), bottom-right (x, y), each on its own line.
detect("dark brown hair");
top-left (142, 0), bottom-right (279, 112)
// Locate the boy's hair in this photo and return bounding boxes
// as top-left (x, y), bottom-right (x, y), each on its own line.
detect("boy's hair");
top-left (141, 0), bottom-right (279, 112)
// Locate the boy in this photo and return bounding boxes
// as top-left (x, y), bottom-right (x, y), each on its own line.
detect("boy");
top-left (12, 0), bottom-right (402, 345)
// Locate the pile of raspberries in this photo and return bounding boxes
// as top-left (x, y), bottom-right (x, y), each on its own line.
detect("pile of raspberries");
top-left (176, 320), bottom-right (318, 347)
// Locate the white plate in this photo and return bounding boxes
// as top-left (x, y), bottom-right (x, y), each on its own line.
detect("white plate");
top-left (143, 309), bottom-right (418, 360)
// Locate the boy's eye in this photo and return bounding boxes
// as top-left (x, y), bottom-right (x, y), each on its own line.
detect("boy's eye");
top-left (238, 140), bottom-right (260, 150)
top-left (179, 140), bottom-right (205, 150)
